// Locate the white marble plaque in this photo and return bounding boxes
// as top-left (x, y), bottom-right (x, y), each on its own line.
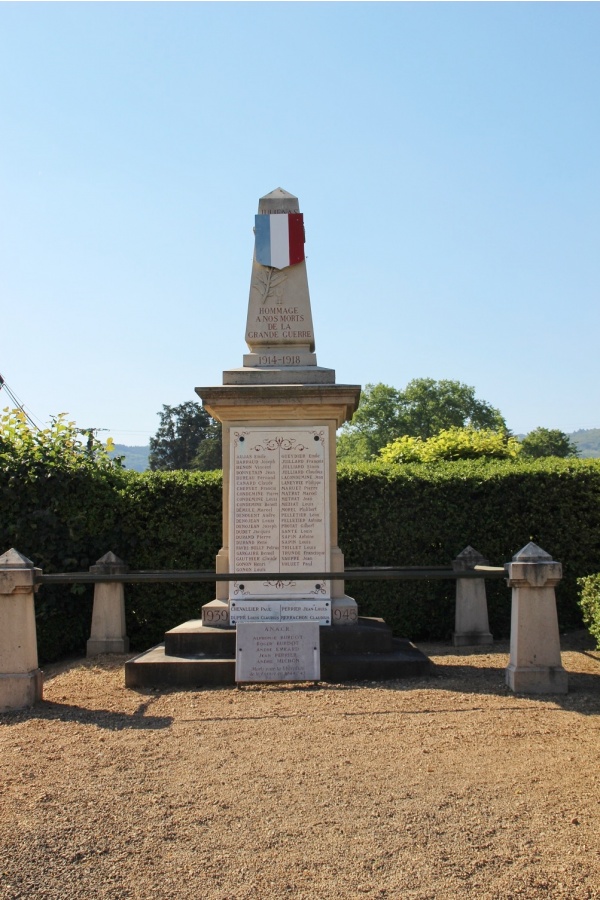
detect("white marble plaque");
top-left (231, 599), bottom-right (331, 626)
top-left (230, 426), bottom-right (330, 599)
top-left (235, 622), bottom-right (321, 683)
top-left (230, 600), bottom-right (282, 625)
top-left (280, 600), bottom-right (331, 625)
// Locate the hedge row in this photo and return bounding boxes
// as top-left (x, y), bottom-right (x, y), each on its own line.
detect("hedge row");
top-left (337, 458), bottom-right (600, 640)
top-left (0, 460), bottom-right (221, 661)
top-left (1, 457), bottom-right (599, 661)
top-left (577, 574), bottom-right (600, 650)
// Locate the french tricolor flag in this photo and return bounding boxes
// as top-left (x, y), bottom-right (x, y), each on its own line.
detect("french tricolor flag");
top-left (255, 213), bottom-right (305, 270)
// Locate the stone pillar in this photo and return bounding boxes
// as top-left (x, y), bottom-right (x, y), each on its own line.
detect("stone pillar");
top-left (0, 548), bottom-right (43, 711)
top-left (87, 552), bottom-right (129, 656)
top-left (452, 546), bottom-right (493, 647)
top-left (505, 542), bottom-right (568, 694)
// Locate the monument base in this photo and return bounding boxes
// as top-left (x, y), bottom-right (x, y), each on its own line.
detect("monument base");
top-left (201, 599), bottom-right (230, 628)
top-left (223, 366), bottom-right (336, 385)
top-left (452, 631), bottom-right (494, 647)
top-left (87, 637), bottom-right (130, 656)
top-left (0, 669), bottom-right (43, 712)
top-left (505, 663), bottom-right (568, 694)
top-left (331, 595), bottom-right (359, 625)
top-left (124, 617), bottom-right (431, 688)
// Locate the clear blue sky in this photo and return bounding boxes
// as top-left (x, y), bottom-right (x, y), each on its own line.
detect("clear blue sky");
top-left (1, 2), bottom-right (598, 444)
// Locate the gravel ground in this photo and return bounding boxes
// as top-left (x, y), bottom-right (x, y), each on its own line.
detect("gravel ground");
top-left (1, 632), bottom-right (599, 900)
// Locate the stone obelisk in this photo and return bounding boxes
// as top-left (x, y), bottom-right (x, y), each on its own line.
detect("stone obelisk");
top-left (197, 188), bottom-right (361, 628)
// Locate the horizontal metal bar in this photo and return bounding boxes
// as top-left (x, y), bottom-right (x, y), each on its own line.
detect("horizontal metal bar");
top-left (36, 565), bottom-right (506, 585)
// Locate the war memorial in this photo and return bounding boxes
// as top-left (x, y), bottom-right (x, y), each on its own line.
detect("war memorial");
top-left (0, 188), bottom-right (571, 702)
top-left (125, 188), bottom-right (430, 686)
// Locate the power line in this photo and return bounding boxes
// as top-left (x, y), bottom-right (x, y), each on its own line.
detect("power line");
top-left (0, 373), bottom-right (41, 431)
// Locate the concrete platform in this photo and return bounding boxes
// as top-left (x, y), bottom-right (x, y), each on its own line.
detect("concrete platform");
top-left (125, 617), bottom-right (431, 688)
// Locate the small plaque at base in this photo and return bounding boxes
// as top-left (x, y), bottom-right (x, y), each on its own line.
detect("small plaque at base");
top-left (236, 622), bottom-right (320, 683)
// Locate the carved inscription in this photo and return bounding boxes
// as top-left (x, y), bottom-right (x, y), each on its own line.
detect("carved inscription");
top-left (230, 427), bottom-right (329, 599)
top-left (257, 355), bottom-right (301, 366)
top-left (246, 302), bottom-right (313, 342)
top-left (236, 622), bottom-right (320, 682)
top-left (258, 206), bottom-right (300, 214)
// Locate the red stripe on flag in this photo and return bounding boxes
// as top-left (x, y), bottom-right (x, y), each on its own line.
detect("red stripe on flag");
top-left (288, 214), bottom-right (305, 266)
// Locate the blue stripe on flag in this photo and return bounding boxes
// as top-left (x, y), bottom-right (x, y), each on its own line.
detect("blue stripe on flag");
top-left (255, 215), bottom-right (271, 266)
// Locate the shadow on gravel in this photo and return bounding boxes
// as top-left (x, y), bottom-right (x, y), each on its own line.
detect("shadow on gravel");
top-left (0, 700), bottom-right (173, 730)
top-left (445, 665), bottom-right (599, 695)
top-left (356, 664), bottom-right (600, 716)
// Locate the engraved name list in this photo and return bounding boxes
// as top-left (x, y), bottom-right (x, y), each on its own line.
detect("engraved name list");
top-left (230, 426), bottom-right (330, 599)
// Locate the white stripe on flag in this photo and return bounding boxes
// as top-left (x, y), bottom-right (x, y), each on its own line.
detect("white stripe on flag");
top-left (269, 215), bottom-right (290, 269)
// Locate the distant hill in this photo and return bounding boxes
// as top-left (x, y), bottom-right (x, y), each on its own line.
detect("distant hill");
top-left (106, 431), bottom-right (600, 472)
top-left (108, 444), bottom-right (150, 472)
top-left (569, 429), bottom-right (600, 459)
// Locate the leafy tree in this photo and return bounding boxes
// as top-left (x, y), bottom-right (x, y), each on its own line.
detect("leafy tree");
top-left (0, 408), bottom-right (119, 470)
top-left (338, 379), bottom-right (506, 462)
top-left (520, 427), bottom-right (579, 459)
top-left (149, 402), bottom-right (222, 471)
top-left (191, 420), bottom-right (222, 471)
top-left (380, 427), bottom-right (522, 464)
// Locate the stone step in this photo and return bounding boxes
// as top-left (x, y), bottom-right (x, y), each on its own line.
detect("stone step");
top-left (164, 616), bottom-right (396, 658)
top-left (322, 617), bottom-right (394, 655)
top-left (125, 620), bottom-right (431, 689)
top-left (164, 620), bottom-right (235, 658)
top-left (125, 645), bottom-right (236, 688)
top-left (321, 639), bottom-right (430, 681)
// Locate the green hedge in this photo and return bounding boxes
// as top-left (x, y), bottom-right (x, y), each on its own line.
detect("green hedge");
top-left (0, 450), bottom-right (129, 662)
top-left (119, 471), bottom-right (222, 650)
top-left (577, 574), bottom-right (600, 649)
top-left (337, 458), bottom-right (600, 640)
top-left (1, 456), bottom-right (599, 661)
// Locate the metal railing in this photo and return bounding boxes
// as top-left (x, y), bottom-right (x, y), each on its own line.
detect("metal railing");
top-left (35, 564), bottom-right (506, 586)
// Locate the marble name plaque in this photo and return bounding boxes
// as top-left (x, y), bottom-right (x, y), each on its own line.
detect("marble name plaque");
top-left (230, 426), bottom-right (330, 599)
top-left (230, 600), bottom-right (281, 625)
top-left (230, 599), bottom-right (331, 626)
top-left (235, 622), bottom-right (321, 683)
top-left (280, 600), bottom-right (330, 625)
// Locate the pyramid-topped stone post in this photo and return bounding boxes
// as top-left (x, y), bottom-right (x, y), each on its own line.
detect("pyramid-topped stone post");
top-left (452, 546), bottom-right (493, 646)
top-left (87, 552), bottom-right (129, 656)
top-left (505, 542), bottom-right (568, 694)
top-left (0, 549), bottom-right (43, 711)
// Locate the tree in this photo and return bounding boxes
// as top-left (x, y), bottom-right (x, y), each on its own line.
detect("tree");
top-left (338, 379), bottom-right (507, 462)
top-left (520, 427), bottom-right (579, 459)
top-left (191, 420), bottom-right (223, 471)
top-left (149, 402), bottom-right (222, 471)
top-left (380, 427), bottom-right (522, 464)
top-left (337, 383), bottom-right (401, 461)
top-left (0, 408), bottom-right (119, 470)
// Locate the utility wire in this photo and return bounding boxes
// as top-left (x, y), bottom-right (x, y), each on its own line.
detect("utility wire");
top-left (0, 373), bottom-right (42, 430)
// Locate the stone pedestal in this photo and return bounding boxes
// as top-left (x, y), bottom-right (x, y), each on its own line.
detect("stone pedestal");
top-left (196, 384), bottom-right (360, 627)
top-left (505, 542), bottom-right (568, 694)
top-left (0, 548), bottom-right (43, 711)
top-left (87, 552), bottom-right (130, 656)
top-left (452, 546), bottom-right (493, 647)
